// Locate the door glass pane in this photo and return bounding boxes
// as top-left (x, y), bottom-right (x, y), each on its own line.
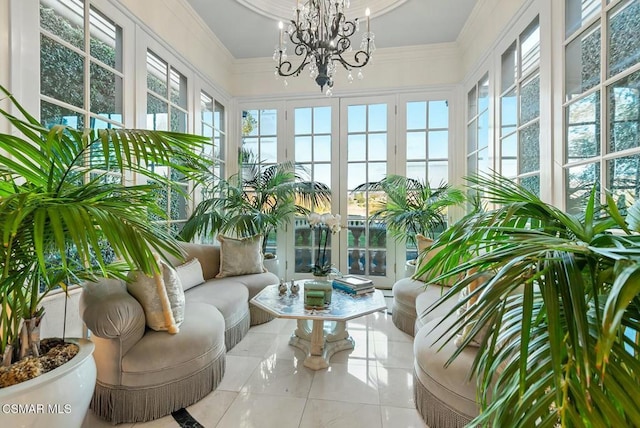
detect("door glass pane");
top-left (520, 75), bottom-right (540, 123)
top-left (41, 100), bottom-right (84, 129)
top-left (147, 94), bottom-right (168, 131)
top-left (90, 62), bottom-right (123, 120)
top-left (566, 162), bottom-right (600, 213)
top-left (147, 50), bottom-right (168, 97)
top-left (407, 102), bottom-right (427, 129)
top-left (565, 0), bottom-right (601, 37)
top-left (170, 67), bottom-right (187, 109)
top-left (407, 132), bottom-right (427, 159)
top-left (501, 89), bottom-right (517, 136)
top-left (608, 154), bottom-right (640, 201)
top-left (519, 122), bottom-right (540, 174)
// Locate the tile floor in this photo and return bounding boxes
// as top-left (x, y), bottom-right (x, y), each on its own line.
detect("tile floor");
top-left (82, 301), bottom-right (428, 428)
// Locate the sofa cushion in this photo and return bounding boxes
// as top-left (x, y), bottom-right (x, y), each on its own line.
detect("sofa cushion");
top-left (184, 279), bottom-right (249, 330)
top-left (176, 258), bottom-right (205, 291)
top-left (414, 316), bottom-right (480, 420)
top-left (127, 259), bottom-right (185, 333)
top-left (216, 235), bottom-right (267, 278)
top-left (121, 302), bottom-right (225, 388)
top-left (414, 283), bottom-right (457, 331)
top-left (227, 272), bottom-right (279, 300)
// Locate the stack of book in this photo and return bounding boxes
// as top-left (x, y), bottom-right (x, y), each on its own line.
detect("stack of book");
top-left (332, 275), bottom-right (375, 295)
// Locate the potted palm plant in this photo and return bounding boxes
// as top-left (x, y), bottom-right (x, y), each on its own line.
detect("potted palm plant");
top-left (0, 85), bottom-right (210, 427)
top-left (417, 173), bottom-right (640, 426)
top-left (353, 174), bottom-right (464, 276)
top-left (180, 149), bottom-right (331, 276)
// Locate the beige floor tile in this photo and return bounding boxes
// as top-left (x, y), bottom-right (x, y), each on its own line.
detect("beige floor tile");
top-left (381, 406), bottom-right (429, 428)
top-left (185, 390), bottom-right (237, 426)
top-left (376, 366), bottom-right (416, 408)
top-left (299, 399), bottom-right (383, 428)
top-left (82, 410), bottom-right (134, 428)
top-left (132, 414), bottom-right (179, 427)
top-left (226, 331), bottom-right (279, 358)
top-left (215, 392), bottom-right (306, 428)
top-left (240, 355), bottom-right (315, 397)
top-left (217, 355), bottom-right (262, 391)
top-left (373, 340), bottom-right (415, 369)
top-left (308, 362), bottom-right (379, 405)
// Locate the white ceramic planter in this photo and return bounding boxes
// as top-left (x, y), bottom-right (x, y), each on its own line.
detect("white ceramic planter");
top-left (263, 255), bottom-right (281, 277)
top-left (0, 338), bottom-right (96, 428)
top-left (405, 259), bottom-right (417, 277)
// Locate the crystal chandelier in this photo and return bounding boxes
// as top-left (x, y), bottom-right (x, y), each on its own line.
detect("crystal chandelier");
top-left (273, 0), bottom-right (375, 96)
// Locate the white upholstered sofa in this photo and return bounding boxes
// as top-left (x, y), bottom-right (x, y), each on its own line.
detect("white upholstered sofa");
top-left (80, 242), bottom-right (278, 424)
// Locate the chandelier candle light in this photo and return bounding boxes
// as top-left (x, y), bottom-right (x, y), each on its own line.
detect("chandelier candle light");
top-left (274, 0), bottom-right (375, 95)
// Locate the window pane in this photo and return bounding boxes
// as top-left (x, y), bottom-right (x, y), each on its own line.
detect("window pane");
top-left (170, 109), bottom-right (187, 133)
top-left (368, 104), bottom-right (387, 132)
top-left (40, 0), bottom-right (84, 50)
top-left (314, 135), bottom-right (331, 162)
top-left (170, 67), bottom-right (187, 109)
top-left (90, 62), bottom-right (123, 120)
top-left (41, 36), bottom-right (84, 108)
top-left (565, 24), bottom-right (601, 99)
top-left (501, 42), bottom-right (517, 91)
top-left (478, 111), bottom-right (489, 149)
top-left (428, 161), bottom-right (448, 187)
top-left (429, 131), bottom-right (448, 159)
top-left (314, 164), bottom-right (332, 188)
top-left (566, 162), bottom-right (600, 213)
top-left (368, 134), bottom-right (386, 161)
top-left (348, 163), bottom-right (366, 190)
top-left (147, 94), bottom-right (168, 130)
top-left (314, 106), bottom-right (331, 134)
top-left (608, 0), bottom-right (640, 78)
top-left (90, 6), bottom-right (121, 70)
top-left (295, 107), bottom-right (312, 134)
top-left (467, 120), bottom-right (477, 153)
top-left (41, 100), bottom-right (84, 129)
top-left (608, 70), bottom-right (640, 153)
top-left (296, 136), bottom-right (312, 162)
top-left (520, 75), bottom-right (540, 123)
top-left (565, 0), bottom-right (601, 37)
top-left (407, 161), bottom-right (427, 181)
top-left (147, 50), bottom-right (168, 97)
top-left (608, 154), bottom-right (640, 201)
top-left (260, 137), bottom-right (278, 163)
top-left (407, 101), bottom-right (427, 129)
top-left (519, 122), bottom-right (540, 174)
top-left (478, 75), bottom-right (489, 112)
top-left (567, 91), bottom-right (601, 161)
top-left (243, 110), bottom-right (258, 136)
top-left (348, 134), bottom-right (366, 161)
top-left (259, 109), bottom-right (277, 135)
top-left (467, 86), bottom-right (477, 118)
top-left (348, 105), bottom-right (366, 132)
top-left (407, 132), bottom-right (427, 159)
top-left (429, 101), bottom-right (448, 129)
top-left (520, 18), bottom-right (540, 76)
top-left (501, 89), bottom-right (517, 136)
top-left (520, 175), bottom-right (540, 195)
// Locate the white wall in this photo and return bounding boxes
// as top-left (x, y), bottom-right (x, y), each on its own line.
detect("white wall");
top-left (232, 42), bottom-right (464, 98)
top-left (458, 0), bottom-right (528, 77)
top-left (0, 0), bottom-right (8, 95)
top-left (116, 0), bottom-right (235, 95)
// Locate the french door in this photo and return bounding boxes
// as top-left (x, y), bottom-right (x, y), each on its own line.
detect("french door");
top-left (284, 96), bottom-right (397, 287)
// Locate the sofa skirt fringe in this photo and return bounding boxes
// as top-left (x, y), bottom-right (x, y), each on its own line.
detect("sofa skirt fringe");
top-left (225, 311), bottom-right (250, 351)
top-left (91, 351), bottom-right (226, 425)
top-left (392, 309), bottom-right (416, 336)
top-left (249, 306), bottom-right (275, 326)
top-left (413, 369), bottom-right (474, 428)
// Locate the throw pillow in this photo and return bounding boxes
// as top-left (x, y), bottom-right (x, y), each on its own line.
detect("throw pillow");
top-left (215, 234), bottom-right (267, 278)
top-left (454, 270), bottom-right (490, 348)
top-left (127, 255), bottom-right (185, 333)
top-left (175, 258), bottom-right (205, 291)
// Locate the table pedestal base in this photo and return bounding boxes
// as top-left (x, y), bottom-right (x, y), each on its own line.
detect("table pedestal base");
top-left (289, 319), bottom-right (354, 370)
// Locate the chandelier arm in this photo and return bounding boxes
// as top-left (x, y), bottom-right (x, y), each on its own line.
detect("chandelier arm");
top-left (276, 52), bottom-right (313, 77)
top-left (333, 49), bottom-right (371, 69)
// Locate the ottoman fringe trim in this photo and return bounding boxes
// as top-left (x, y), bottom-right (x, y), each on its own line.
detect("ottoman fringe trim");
top-left (91, 351), bottom-right (225, 425)
top-left (392, 309), bottom-right (416, 336)
top-left (249, 306), bottom-right (275, 326)
top-left (413, 369), bottom-right (475, 428)
top-left (224, 311), bottom-right (250, 351)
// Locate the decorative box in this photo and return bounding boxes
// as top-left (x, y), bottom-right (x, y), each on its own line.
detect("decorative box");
top-left (303, 278), bottom-right (332, 309)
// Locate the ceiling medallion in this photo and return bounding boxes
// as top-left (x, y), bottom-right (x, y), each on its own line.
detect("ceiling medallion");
top-left (236, 0), bottom-right (406, 21)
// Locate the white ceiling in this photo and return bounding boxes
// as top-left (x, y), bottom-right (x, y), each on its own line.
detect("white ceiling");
top-left (186, 0), bottom-right (479, 59)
